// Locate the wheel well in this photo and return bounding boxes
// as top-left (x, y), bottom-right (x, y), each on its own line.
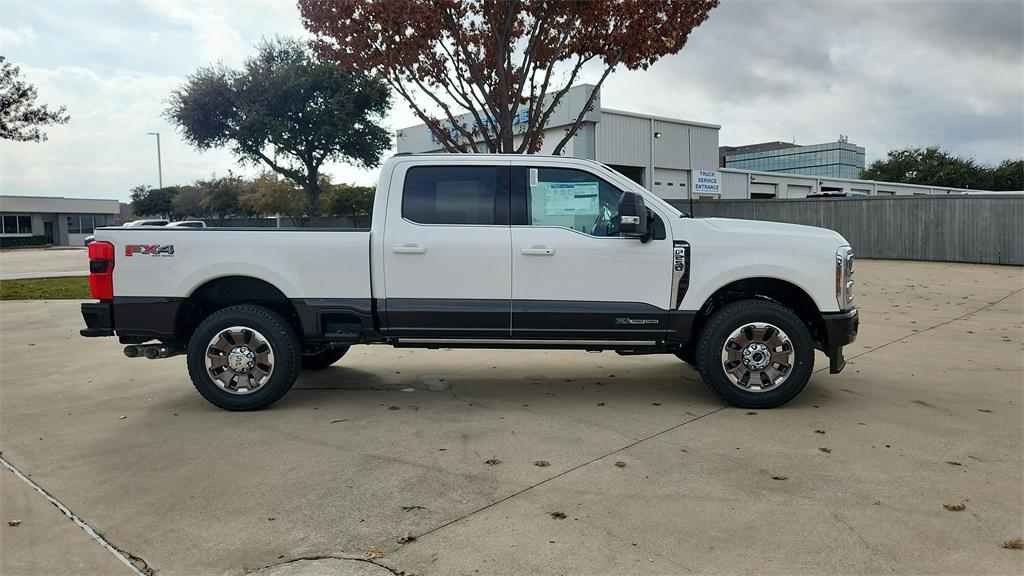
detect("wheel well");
top-left (689, 278), bottom-right (824, 347)
top-left (176, 276), bottom-right (301, 341)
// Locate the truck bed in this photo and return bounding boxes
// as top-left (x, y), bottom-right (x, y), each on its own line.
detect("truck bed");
top-left (93, 227), bottom-right (372, 300)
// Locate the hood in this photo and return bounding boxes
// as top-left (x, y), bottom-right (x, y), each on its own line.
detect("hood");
top-left (699, 217), bottom-right (848, 245)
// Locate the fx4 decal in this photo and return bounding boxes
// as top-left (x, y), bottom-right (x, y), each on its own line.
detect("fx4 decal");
top-left (125, 244), bottom-right (175, 257)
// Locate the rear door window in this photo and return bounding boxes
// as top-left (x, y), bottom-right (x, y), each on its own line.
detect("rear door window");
top-left (402, 166), bottom-right (508, 225)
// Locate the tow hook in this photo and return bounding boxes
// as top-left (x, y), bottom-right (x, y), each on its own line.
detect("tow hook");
top-left (124, 344), bottom-right (182, 359)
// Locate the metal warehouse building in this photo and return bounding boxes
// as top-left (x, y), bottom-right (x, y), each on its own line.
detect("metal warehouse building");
top-left (0, 195), bottom-right (121, 246)
top-left (396, 84), bottom-right (983, 200)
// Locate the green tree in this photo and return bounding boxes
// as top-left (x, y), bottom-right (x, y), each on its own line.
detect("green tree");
top-left (301, 0), bottom-right (718, 154)
top-left (241, 173), bottom-right (308, 225)
top-left (322, 183), bottom-right (375, 217)
top-left (170, 185), bottom-right (208, 220)
top-left (984, 159), bottom-right (1024, 191)
top-left (198, 176), bottom-right (244, 225)
top-left (0, 56), bottom-right (70, 142)
top-left (166, 37), bottom-right (391, 221)
top-left (129, 185), bottom-right (176, 219)
top-left (862, 147), bottom-right (1023, 190)
top-left (861, 147), bottom-right (985, 189)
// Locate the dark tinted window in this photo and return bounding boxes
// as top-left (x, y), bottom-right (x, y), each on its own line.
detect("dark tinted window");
top-left (403, 166), bottom-right (507, 225)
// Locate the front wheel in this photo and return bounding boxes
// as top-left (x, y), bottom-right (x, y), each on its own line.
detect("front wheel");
top-left (186, 305), bottom-right (301, 411)
top-left (695, 299), bottom-right (814, 409)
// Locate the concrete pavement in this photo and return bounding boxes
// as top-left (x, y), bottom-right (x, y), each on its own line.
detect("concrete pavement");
top-left (0, 260), bottom-right (1021, 575)
top-left (0, 247), bottom-right (89, 280)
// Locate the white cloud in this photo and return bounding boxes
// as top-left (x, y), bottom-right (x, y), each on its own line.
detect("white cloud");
top-left (0, 25), bottom-right (35, 45)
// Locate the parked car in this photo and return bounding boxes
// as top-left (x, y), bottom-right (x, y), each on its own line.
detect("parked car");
top-left (80, 154), bottom-right (858, 411)
top-left (85, 219), bottom-right (190, 244)
top-left (806, 191), bottom-right (868, 198)
top-left (123, 219), bottom-right (170, 227)
top-left (166, 220), bottom-right (207, 228)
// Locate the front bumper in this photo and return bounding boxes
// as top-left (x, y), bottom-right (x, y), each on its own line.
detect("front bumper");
top-left (80, 302), bottom-right (114, 337)
top-left (821, 308), bottom-right (859, 374)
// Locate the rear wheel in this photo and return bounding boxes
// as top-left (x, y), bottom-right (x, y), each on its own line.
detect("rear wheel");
top-left (301, 346), bottom-right (349, 370)
top-left (695, 299), bottom-right (813, 408)
top-left (186, 305), bottom-right (301, 411)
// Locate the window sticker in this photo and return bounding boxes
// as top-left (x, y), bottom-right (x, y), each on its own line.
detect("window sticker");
top-left (538, 182), bottom-right (599, 216)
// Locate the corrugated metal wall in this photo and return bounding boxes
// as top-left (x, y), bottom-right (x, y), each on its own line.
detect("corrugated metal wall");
top-left (667, 196), bottom-right (1024, 265)
top-left (597, 112), bottom-right (720, 171)
top-left (596, 113), bottom-right (651, 167)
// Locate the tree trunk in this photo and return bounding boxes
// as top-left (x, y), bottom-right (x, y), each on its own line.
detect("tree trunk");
top-left (304, 178), bottom-right (319, 228)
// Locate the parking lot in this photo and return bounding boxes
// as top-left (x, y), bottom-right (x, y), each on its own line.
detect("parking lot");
top-left (0, 247), bottom-right (89, 280)
top-left (1, 259), bottom-right (1021, 576)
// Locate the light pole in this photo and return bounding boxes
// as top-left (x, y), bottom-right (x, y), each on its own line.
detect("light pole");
top-left (147, 132), bottom-right (163, 189)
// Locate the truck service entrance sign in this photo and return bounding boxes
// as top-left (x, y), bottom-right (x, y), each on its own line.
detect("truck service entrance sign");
top-left (694, 170), bottom-right (721, 194)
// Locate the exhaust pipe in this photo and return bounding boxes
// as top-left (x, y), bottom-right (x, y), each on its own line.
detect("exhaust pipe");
top-left (124, 345), bottom-right (182, 359)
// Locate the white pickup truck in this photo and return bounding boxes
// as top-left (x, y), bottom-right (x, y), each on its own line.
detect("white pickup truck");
top-left (81, 154), bottom-right (858, 411)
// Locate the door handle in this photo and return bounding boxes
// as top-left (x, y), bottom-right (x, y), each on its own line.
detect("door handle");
top-left (393, 244), bottom-right (427, 254)
top-left (521, 247), bottom-right (555, 256)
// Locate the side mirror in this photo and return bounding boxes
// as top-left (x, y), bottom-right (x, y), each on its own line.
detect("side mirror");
top-left (618, 191), bottom-right (648, 237)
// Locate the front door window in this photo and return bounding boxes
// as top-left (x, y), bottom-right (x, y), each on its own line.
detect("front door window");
top-left (523, 167), bottom-right (623, 237)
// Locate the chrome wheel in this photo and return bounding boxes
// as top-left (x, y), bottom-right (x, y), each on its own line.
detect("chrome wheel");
top-left (205, 326), bottom-right (275, 395)
top-left (720, 322), bottom-right (794, 392)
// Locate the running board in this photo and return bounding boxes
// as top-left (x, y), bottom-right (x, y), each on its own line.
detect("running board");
top-left (394, 338), bottom-right (661, 351)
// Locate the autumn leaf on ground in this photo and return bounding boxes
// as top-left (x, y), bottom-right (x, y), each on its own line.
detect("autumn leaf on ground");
top-left (485, 458), bottom-right (502, 466)
top-left (365, 548), bottom-right (385, 559)
top-left (534, 460), bottom-right (550, 467)
top-left (771, 475), bottom-right (788, 481)
top-left (614, 461), bottom-right (626, 468)
top-left (397, 532), bottom-right (417, 544)
top-left (550, 511), bottom-right (567, 519)
top-left (943, 502), bottom-right (966, 511)
top-left (1001, 538), bottom-right (1023, 550)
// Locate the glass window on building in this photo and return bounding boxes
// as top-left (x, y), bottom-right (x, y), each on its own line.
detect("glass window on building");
top-left (1, 214), bottom-right (32, 235)
top-left (67, 215), bottom-right (96, 234)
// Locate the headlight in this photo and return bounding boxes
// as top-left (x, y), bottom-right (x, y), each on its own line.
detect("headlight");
top-left (835, 246), bottom-right (854, 309)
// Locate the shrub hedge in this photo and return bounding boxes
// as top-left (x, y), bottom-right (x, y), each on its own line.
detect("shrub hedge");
top-left (0, 235), bottom-right (49, 248)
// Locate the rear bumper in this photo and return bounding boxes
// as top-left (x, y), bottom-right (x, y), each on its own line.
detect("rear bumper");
top-left (821, 308), bottom-right (859, 374)
top-left (80, 297), bottom-right (181, 340)
top-left (80, 302), bottom-right (114, 337)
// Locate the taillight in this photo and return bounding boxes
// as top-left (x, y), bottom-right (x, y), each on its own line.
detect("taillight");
top-left (88, 241), bottom-right (115, 300)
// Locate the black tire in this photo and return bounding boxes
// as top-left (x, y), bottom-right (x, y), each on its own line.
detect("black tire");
top-left (695, 299), bottom-right (814, 409)
top-left (186, 304), bottom-right (301, 411)
top-left (301, 346), bottom-right (349, 370)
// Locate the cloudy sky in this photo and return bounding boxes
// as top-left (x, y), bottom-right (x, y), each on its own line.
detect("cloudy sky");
top-left (1, 0), bottom-right (1021, 201)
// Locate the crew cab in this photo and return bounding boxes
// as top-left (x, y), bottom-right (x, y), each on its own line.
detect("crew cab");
top-left (80, 154), bottom-right (858, 411)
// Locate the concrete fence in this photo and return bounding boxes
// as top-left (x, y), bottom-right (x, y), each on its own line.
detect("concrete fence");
top-left (668, 195), bottom-right (1024, 265)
